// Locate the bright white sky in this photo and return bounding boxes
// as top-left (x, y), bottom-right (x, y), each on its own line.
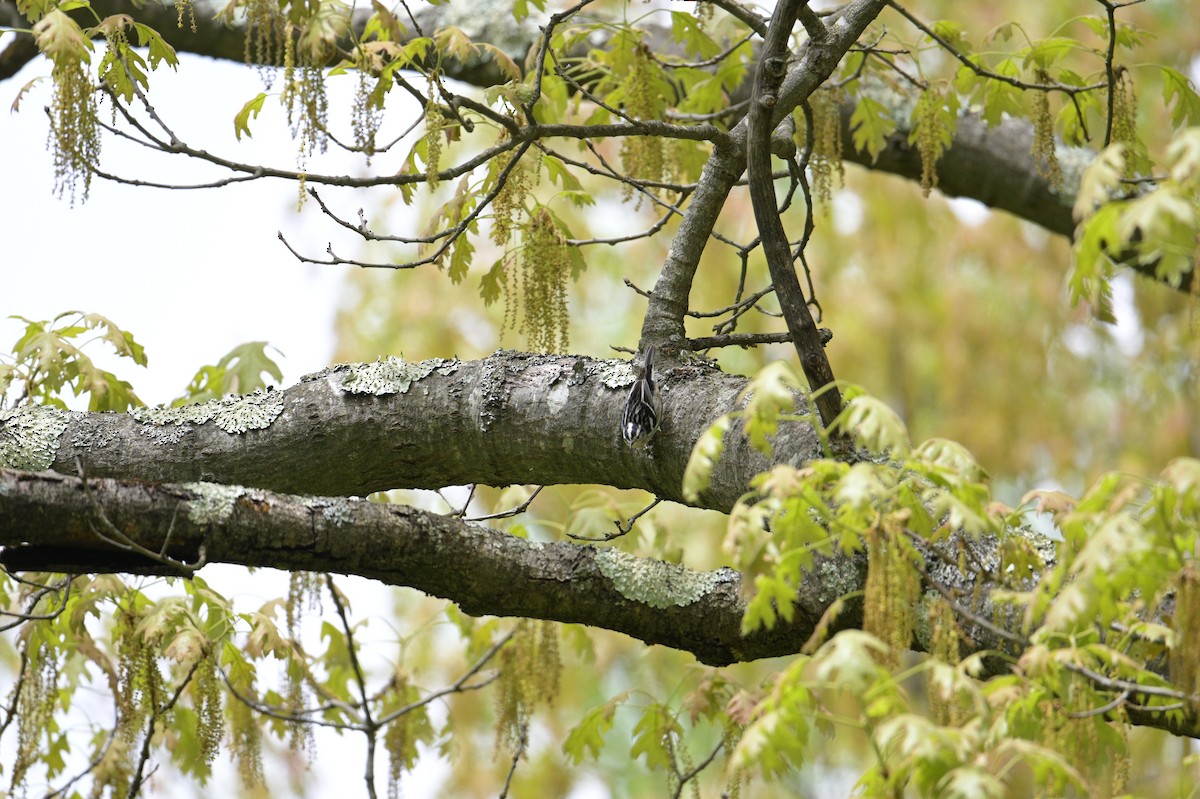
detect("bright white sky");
top-left (1, 48), bottom-right (349, 407)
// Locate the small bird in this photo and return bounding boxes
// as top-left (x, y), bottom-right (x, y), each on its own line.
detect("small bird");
top-left (621, 346), bottom-right (663, 445)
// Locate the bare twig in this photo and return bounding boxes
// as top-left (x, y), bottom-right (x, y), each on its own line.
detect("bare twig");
top-left (567, 497), bottom-right (662, 542)
top-left (466, 486), bottom-right (545, 523)
top-left (76, 456), bottom-right (206, 573)
top-left (497, 720), bottom-right (528, 799)
top-left (325, 573), bottom-right (379, 799)
top-left (671, 738), bottom-right (725, 799)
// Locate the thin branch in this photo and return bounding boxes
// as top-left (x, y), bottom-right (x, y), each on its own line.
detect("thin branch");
top-left (465, 486), bottom-right (545, 522)
top-left (567, 497), bottom-right (662, 542)
top-left (307, 189), bottom-right (452, 246)
top-left (671, 739), bottom-right (725, 799)
top-left (0, 650), bottom-right (27, 741)
top-left (1100, 0), bottom-right (1120, 147)
top-left (0, 575), bottom-right (72, 633)
top-left (900, 529), bottom-right (1029, 649)
top-left (77, 456), bottom-right (206, 573)
top-left (442, 484), bottom-right (478, 518)
top-left (886, 1), bottom-right (1107, 95)
top-left (1066, 689), bottom-right (1130, 720)
top-left (689, 285), bottom-right (774, 319)
top-left (374, 630), bottom-right (514, 726)
top-left (496, 720), bottom-right (528, 799)
top-left (1064, 662), bottom-right (1197, 704)
top-left (746, 0), bottom-right (843, 428)
top-left (700, 0), bottom-right (768, 36)
top-left (797, 4), bottom-right (829, 43)
top-left (325, 573), bottom-right (379, 799)
top-left (125, 657), bottom-right (205, 799)
top-left (43, 694), bottom-right (121, 799)
top-left (686, 331), bottom-right (792, 349)
top-left (220, 670), bottom-right (364, 730)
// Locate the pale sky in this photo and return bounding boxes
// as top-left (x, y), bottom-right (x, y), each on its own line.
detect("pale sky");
top-left (2, 50), bottom-right (348, 407)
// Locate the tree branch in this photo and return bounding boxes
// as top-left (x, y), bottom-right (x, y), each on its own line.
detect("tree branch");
top-left (0, 467), bottom-right (860, 668)
top-left (2, 467), bottom-right (1196, 739)
top-left (0, 352), bottom-right (825, 513)
top-left (747, 0), bottom-right (844, 428)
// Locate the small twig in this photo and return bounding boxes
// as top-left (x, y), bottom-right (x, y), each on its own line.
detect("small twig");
top-left (497, 720), bottom-right (528, 799)
top-left (0, 575), bottom-right (72, 633)
top-left (702, 0), bottom-right (768, 36)
top-left (125, 657), bottom-right (205, 799)
top-left (686, 331), bottom-right (792, 350)
top-left (1066, 689), bottom-right (1130, 719)
top-left (374, 630), bottom-right (514, 726)
top-left (75, 456), bottom-right (206, 573)
top-left (797, 4), bottom-right (828, 42)
top-left (1064, 662), bottom-right (1197, 704)
top-left (442, 484), bottom-right (478, 518)
top-left (325, 574), bottom-right (379, 799)
top-left (465, 486), bottom-right (545, 522)
top-left (671, 738), bottom-right (725, 799)
top-left (567, 498), bottom-right (662, 542)
top-left (886, 1), bottom-right (1106, 95)
top-left (43, 695), bottom-right (121, 799)
top-left (900, 528), bottom-right (1028, 648)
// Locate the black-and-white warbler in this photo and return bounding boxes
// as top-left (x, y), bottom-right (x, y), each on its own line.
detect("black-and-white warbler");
top-left (621, 346), bottom-right (663, 445)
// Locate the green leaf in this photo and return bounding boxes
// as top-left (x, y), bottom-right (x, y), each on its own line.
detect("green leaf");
top-left (1167, 127), bottom-right (1200, 188)
top-left (80, 312), bottom-right (147, 365)
top-left (435, 25), bottom-right (476, 62)
top-left (682, 415), bottom-right (729, 503)
top-left (837, 395), bottom-right (910, 456)
top-left (1161, 66), bottom-right (1200, 128)
top-left (1021, 37), bottom-right (1078, 70)
top-left (234, 92), bottom-right (269, 141)
top-left (629, 704), bottom-right (678, 770)
top-left (669, 10), bottom-right (720, 58)
top-left (742, 572), bottom-right (797, 633)
top-left (477, 43), bottom-right (522, 81)
top-left (84, 370), bottom-right (141, 412)
top-left (1115, 184), bottom-right (1197, 287)
top-left (1072, 144), bottom-right (1125, 222)
top-left (132, 22), bottom-right (179, 70)
top-left (33, 9), bottom-right (93, 67)
top-left (849, 96), bottom-right (897, 162)
top-left (563, 696), bottom-right (622, 764)
top-left (543, 155), bottom-right (583, 193)
top-left (931, 19), bottom-right (971, 54)
top-left (741, 361), bottom-right (802, 456)
top-left (978, 59), bottom-right (1023, 126)
top-left (479, 257), bottom-right (506, 306)
top-left (447, 233), bottom-right (474, 284)
top-left (5, 311), bottom-right (147, 408)
top-left (177, 342), bottom-right (283, 404)
top-left (16, 0), bottom-right (54, 23)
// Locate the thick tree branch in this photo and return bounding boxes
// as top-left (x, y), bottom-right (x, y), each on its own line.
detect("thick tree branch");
top-left (747, 0), bottom-right (843, 428)
top-left (836, 100), bottom-right (1196, 291)
top-left (0, 467), bottom-right (858, 668)
top-left (1, 467), bottom-right (1195, 738)
top-left (0, 352), bottom-right (824, 512)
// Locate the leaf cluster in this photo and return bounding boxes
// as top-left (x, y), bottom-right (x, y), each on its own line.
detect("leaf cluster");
top-left (0, 311), bottom-right (146, 411)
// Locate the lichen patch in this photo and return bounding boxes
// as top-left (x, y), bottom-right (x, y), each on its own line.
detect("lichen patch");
top-left (0, 406), bottom-right (69, 470)
top-left (340, 356), bottom-right (459, 396)
top-left (131, 390), bottom-right (283, 434)
top-left (596, 548), bottom-right (733, 609)
top-left (181, 482), bottom-right (249, 525)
